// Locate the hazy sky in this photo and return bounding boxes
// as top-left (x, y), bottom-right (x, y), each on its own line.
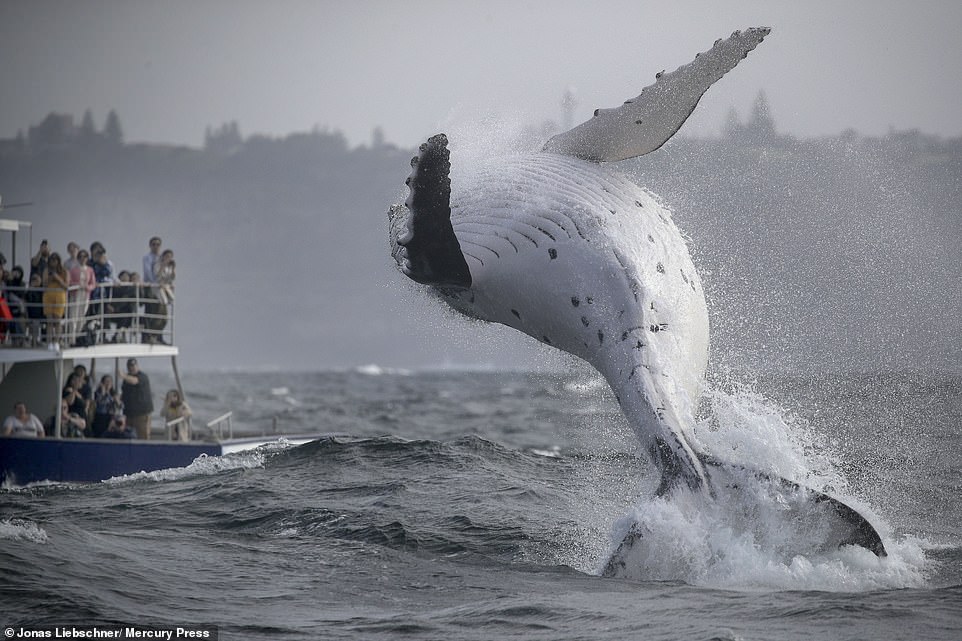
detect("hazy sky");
top-left (2, 1), bottom-right (961, 149)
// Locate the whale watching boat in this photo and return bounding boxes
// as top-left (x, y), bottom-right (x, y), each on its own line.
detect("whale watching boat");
top-left (0, 217), bottom-right (318, 486)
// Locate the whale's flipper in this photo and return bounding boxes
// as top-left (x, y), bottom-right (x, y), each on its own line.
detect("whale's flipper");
top-left (389, 133), bottom-right (472, 287)
top-left (543, 27), bottom-right (770, 162)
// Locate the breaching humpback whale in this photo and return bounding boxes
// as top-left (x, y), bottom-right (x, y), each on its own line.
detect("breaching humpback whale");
top-left (387, 27), bottom-right (886, 565)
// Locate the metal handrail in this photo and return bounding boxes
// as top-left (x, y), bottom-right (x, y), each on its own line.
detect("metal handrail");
top-left (165, 415), bottom-right (191, 440)
top-left (206, 411), bottom-right (233, 440)
top-left (0, 282), bottom-right (174, 348)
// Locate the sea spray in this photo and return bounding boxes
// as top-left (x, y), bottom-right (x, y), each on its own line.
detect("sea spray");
top-left (597, 381), bottom-right (929, 590)
top-left (102, 441), bottom-right (296, 485)
top-left (0, 518), bottom-right (49, 544)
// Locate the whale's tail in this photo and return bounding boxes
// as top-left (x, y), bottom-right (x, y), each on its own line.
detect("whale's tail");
top-left (603, 456), bottom-right (887, 578)
top-left (604, 361), bottom-right (887, 565)
top-left (699, 456), bottom-right (887, 556)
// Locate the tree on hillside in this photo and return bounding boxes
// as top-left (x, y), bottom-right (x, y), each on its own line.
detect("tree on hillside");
top-left (746, 91), bottom-right (776, 141)
top-left (205, 121), bottom-right (243, 154)
top-left (104, 109), bottom-right (124, 145)
top-left (80, 109), bottom-right (99, 146)
top-left (724, 106), bottom-right (743, 139)
top-left (28, 113), bottom-right (75, 149)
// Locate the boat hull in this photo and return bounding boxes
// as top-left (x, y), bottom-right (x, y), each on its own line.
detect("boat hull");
top-left (0, 437), bottom-right (222, 485)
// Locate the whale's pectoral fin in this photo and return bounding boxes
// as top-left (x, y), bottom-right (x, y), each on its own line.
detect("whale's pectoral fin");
top-left (543, 27), bottom-right (770, 162)
top-left (700, 456), bottom-right (888, 557)
top-left (388, 133), bottom-right (472, 287)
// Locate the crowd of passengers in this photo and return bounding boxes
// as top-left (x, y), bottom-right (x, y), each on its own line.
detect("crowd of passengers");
top-left (0, 236), bottom-right (176, 348)
top-left (1, 361), bottom-right (193, 441)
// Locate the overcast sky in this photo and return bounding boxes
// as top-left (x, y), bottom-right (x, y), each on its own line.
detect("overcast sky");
top-left (2, 1), bottom-right (961, 149)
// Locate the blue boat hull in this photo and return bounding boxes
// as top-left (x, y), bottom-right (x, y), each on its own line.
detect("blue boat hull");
top-left (0, 437), bottom-right (223, 485)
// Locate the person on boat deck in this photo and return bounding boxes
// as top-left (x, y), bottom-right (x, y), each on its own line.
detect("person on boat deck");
top-left (161, 389), bottom-right (192, 441)
top-left (29, 239), bottom-right (49, 280)
top-left (64, 242), bottom-right (81, 271)
top-left (47, 400), bottom-right (86, 438)
top-left (104, 413), bottom-right (135, 439)
top-left (88, 247), bottom-right (116, 339)
top-left (143, 249), bottom-right (174, 344)
top-left (121, 358), bottom-right (154, 440)
top-left (142, 236), bottom-right (162, 284)
top-left (41, 252), bottom-right (69, 347)
top-left (67, 248), bottom-right (95, 346)
top-left (1, 402), bottom-right (44, 438)
top-left (72, 364), bottom-right (93, 401)
top-left (62, 373), bottom-right (88, 418)
top-left (3, 265), bottom-right (27, 344)
top-left (92, 374), bottom-right (121, 438)
top-left (24, 273), bottom-right (45, 346)
top-left (110, 270), bottom-right (137, 343)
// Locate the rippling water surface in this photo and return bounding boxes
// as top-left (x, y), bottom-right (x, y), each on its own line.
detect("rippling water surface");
top-left (2, 368), bottom-right (960, 640)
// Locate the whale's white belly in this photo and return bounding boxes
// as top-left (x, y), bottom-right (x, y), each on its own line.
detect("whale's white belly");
top-left (443, 153), bottom-right (708, 436)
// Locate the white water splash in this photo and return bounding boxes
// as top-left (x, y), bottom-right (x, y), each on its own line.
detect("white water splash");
top-left (102, 443), bottom-right (296, 485)
top-left (598, 383), bottom-right (929, 591)
top-left (0, 518), bottom-right (49, 544)
top-left (355, 364), bottom-right (413, 377)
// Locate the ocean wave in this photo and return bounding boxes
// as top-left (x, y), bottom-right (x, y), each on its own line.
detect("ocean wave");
top-left (354, 364), bottom-right (413, 377)
top-left (100, 442), bottom-right (298, 485)
top-left (0, 518), bottom-right (49, 543)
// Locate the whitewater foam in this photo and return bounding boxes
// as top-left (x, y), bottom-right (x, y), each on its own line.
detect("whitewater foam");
top-left (101, 443), bottom-right (295, 485)
top-left (599, 382), bottom-right (927, 591)
top-left (0, 518), bottom-right (49, 544)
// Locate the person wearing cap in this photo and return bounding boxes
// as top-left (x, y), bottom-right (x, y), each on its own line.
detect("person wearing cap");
top-left (120, 358), bottom-right (154, 439)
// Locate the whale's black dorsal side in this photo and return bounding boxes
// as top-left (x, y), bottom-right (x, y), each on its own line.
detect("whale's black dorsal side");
top-left (389, 133), bottom-right (472, 288)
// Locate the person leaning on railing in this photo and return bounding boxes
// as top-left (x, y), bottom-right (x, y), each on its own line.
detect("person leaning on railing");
top-left (162, 389), bottom-right (192, 441)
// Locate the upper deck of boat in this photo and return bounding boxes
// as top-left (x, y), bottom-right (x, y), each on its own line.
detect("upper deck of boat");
top-left (0, 282), bottom-right (177, 366)
top-left (0, 341), bottom-right (178, 364)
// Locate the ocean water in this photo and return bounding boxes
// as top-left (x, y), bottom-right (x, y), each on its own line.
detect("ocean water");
top-left (1, 367), bottom-right (960, 640)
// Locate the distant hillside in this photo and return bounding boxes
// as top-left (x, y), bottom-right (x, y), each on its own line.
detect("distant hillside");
top-left (1, 113), bottom-right (959, 373)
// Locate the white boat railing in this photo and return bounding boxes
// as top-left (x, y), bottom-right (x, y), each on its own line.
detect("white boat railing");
top-left (165, 416), bottom-right (191, 441)
top-left (0, 282), bottom-right (174, 349)
top-left (207, 411), bottom-right (234, 440)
